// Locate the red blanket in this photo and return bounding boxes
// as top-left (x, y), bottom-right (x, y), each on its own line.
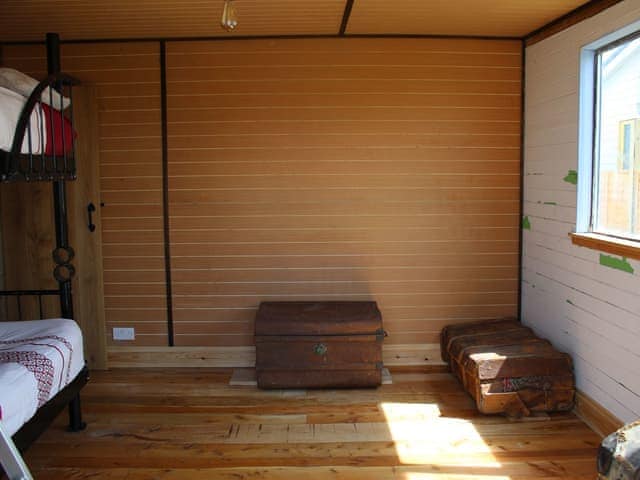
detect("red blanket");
top-left (41, 103), bottom-right (75, 156)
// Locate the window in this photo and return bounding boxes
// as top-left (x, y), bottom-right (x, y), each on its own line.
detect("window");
top-left (574, 28), bottom-right (640, 257)
top-left (618, 120), bottom-right (636, 172)
top-left (592, 35), bottom-right (640, 241)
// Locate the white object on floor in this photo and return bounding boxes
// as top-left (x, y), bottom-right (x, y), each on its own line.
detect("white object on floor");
top-left (229, 368), bottom-right (393, 386)
top-left (0, 420), bottom-right (33, 480)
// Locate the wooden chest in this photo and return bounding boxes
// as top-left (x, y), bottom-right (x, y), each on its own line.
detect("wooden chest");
top-left (441, 319), bottom-right (575, 417)
top-left (255, 301), bottom-right (384, 389)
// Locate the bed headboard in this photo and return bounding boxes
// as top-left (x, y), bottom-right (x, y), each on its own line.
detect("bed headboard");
top-left (0, 289), bottom-right (60, 321)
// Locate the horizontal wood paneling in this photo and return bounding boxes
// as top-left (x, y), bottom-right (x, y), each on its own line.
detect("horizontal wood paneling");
top-left (1, 42), bottom-right (167, 347)
top-left (2, 36), bottom-right (521, 359)
top-left (167, 38), bottom-right (521, 349)
top-left (523, 0), bottom-right (640, 424)
top-left (166, 188), bottom-right (520, 205)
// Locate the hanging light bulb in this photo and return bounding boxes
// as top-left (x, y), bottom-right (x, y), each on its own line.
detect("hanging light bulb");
top-left (221, 0), bottom-right (238, 31)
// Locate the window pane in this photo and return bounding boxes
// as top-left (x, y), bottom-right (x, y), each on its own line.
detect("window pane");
top-left (622, 123), bottom-right (631, 171)
top-left (594, 36), bottom-right (640, 240)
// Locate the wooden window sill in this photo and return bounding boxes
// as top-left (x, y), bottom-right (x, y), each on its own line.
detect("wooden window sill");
top-left (570, 232), bottom-right (640, 261)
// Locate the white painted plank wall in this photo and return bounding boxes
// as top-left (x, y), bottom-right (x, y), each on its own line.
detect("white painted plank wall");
top-left (524, 0), bottom-right (640, 424)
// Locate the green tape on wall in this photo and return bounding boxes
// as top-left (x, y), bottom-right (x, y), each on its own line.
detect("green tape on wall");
top-left (599, 254), bottom-right (634, 274)
top-left (563, 170), bottom-right (578, 185)
top-left (522, 216), bottom-right (531, 230)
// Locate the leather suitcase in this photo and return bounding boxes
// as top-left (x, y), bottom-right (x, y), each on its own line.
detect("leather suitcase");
top-left (441, 319), bottom-right (575, 417)
top-left (440, 317), bottom-right (520, 363)
top-left (255, 301), bottom-right (384, 389)
top-left (447, 327), bottom-right (540, 385)
top-left (461, 342), bottom-right (575, 416)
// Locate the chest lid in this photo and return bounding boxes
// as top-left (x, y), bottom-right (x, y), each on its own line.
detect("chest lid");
top-left (255, 301), bottom-right (382, 336)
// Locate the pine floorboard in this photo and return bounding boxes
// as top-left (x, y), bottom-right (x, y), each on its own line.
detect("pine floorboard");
top-left (22, 367), bottom-right (600, 479)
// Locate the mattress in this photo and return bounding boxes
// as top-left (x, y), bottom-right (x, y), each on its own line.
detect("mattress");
top-left (0, 318), bottom-right (84, 437)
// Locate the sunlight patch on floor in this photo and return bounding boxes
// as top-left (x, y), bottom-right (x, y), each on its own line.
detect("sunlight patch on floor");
top-left (380, 402), bottom-right (503, 469)
top-left (400, 473), bottom-right (511, 480)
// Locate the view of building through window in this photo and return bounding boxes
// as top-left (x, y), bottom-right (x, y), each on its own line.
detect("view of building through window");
top-left (594, 34), bottom-right (640, 240)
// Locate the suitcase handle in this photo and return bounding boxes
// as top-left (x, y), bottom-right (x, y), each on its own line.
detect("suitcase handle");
top-left (313, 343), bottom-right (328, 356)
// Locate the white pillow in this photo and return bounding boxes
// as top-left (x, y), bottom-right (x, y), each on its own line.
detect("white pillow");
top-left (0, 67), bottom-right (70, 110)
top-left (0, 86), bottom-right (45, 154)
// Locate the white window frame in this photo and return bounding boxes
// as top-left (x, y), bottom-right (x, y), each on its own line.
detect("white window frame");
top-left (577, 22), bottom-right (640, 239)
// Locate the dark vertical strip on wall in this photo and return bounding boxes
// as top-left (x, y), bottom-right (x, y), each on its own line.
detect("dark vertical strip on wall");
top-left (160, 40), bottom-right (174, 346)
top-left (518, 40), bottom-right (525, 321)
top-left (339, 0), bottom-right (355, 35)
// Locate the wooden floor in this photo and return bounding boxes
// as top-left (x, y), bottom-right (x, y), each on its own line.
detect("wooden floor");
top-left (24, 367), bottom-right (600, 479)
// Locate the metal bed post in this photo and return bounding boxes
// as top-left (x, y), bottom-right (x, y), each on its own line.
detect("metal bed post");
top-left (46, 33), bottom-right (74, 322)
top-left (46, 32), bottom-right (85, 433)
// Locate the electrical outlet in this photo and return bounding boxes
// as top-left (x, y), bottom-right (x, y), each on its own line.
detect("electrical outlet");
top-left (113, 327), bottom-right (135, 341)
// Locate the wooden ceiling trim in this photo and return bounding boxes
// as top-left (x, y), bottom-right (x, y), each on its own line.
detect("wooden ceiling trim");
top-left (525, 0), bottom-right (625, 45)
top-left (2, 33), bottom-right (524, 49)
top-left (165, 37), bottom-right (522, 53)
top-left (339, 0), bottom-right (355, 35)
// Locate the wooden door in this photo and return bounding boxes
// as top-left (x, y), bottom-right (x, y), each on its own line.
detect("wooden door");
top-left (68, 85), bottom-right (107, 369)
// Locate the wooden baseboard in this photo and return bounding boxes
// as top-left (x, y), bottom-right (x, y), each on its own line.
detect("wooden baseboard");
top-left (573, 390), bottom-right (624, 438)
top-left (108, 346), bottom-right (256, 368)
top-left (382, 344), bottom-right (442, 366)
top-left (107, 343), bottom-right (445, 368)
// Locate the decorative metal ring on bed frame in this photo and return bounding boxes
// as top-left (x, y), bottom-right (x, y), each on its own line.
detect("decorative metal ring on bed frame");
top-left (53, 263), bottom-right (75, 282)
top-left (52, 246), bottom-right (75, 265)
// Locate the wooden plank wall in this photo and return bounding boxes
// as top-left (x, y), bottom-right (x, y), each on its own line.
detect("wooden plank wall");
top-left (2, 37), bottom-right (521, 363)
top-left (166, 38), bottom-right (522, 352)
top-left (523, 0), bottom-right (640, 423)
top-left (1, 43), bottom-right (167, 346)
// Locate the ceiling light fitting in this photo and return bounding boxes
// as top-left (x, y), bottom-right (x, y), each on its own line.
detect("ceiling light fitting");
top-left (221, 0), bottom-right (238, 31)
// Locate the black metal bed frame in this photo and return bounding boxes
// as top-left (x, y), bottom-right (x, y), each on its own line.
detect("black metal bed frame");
top-left (0, 289), bottom-right (59, 321)
top-left (1, 36), bottom-right (79, 183)
top-left (0, 33), bottom-right (88, 453)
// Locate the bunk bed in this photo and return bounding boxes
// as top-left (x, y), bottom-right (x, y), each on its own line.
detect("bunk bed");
top-left (0, 33), bottom-right (88, 480)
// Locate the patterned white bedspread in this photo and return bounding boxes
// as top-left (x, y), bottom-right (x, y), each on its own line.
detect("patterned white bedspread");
top-left (0, 318), bottom-right (84, 436)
